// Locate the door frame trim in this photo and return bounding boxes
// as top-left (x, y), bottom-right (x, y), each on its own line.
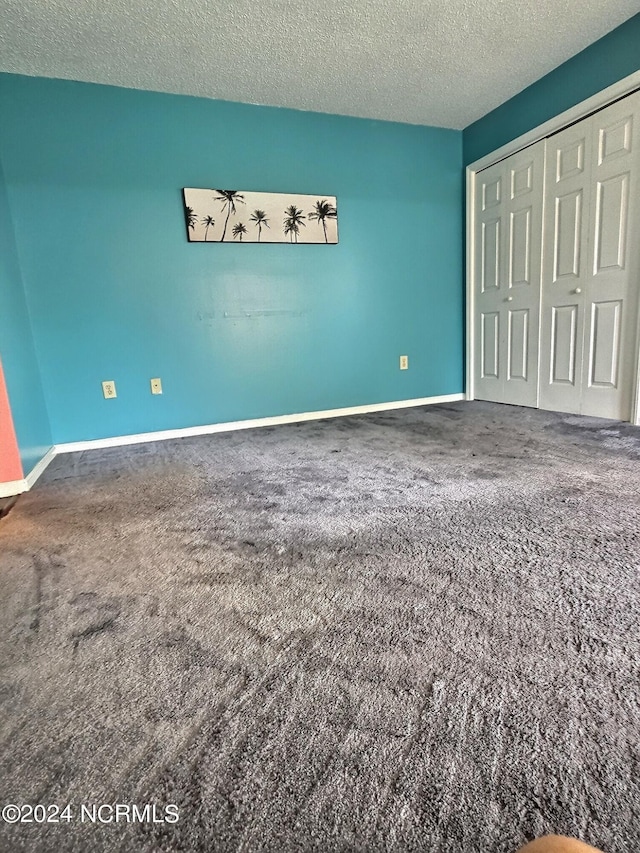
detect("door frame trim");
top-left (465, 69), bottom-right (640, 424)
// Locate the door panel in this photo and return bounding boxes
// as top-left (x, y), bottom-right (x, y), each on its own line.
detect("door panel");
top-left (504, 149), bottom-right (543, 406)
top-left (509, 208), bottom-right (531, 287)
top-left (481, 313), bottom-right (499, 379)
top-left (550, 305), bottom-right (579, 385)
top-left (594, 173), bottom-right (628, 273)
top-left (556, 138), bottom-right (585, 180)
top-left (511, 162), bottom-right (532, 197)
top-left (581, 91), bottom-right (640, 419)
top-left (473, 145), bottom-right (543, 407)
top-left (474, 160), bottom-right (506, 403)
top-left (508, 309), bottom-right (529, 381)
top-left (481, 218), bottom-right (501, 291)
top-left (540, 122), bottom-right (590, 415)
top-left (482, 175), bottom-right (501, 210)
top-left (588, 301), bottom-right (621, 387)
top-left (598, 115), bottom-right (632, 164)
top-left (553, 191), bottom-right (583, 280)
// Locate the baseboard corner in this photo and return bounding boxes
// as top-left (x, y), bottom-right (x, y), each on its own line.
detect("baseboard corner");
top-left (24, 446), bottom-right (57, 490)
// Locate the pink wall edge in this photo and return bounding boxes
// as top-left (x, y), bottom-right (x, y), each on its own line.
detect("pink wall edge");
top-left (0, 359), bottom-right (23, 482)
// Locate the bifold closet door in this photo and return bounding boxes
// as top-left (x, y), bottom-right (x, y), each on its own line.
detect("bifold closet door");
top-left (540, 90), bottom-right (640, 420)
top-left (473, 143), bottom-right (544, 407)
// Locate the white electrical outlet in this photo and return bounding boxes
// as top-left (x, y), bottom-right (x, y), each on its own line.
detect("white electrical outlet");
top-left (102, 380), bottom-right (117, 399)
top-left (399, 355), bottom-right (409, 370)
top-left (150, 378), bottom-right (163, 395)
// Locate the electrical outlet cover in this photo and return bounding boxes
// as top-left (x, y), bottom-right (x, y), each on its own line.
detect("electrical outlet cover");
top-left (102, 380), bottom-right (117, 398)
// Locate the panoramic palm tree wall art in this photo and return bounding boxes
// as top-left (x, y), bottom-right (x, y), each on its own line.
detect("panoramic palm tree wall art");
top-left (182, 188), bottom-right (338, 244)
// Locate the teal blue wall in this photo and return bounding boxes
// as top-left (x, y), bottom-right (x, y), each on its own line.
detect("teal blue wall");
top-left (464, 13), bottom-right (640, 164)
top-left (0, 74), bottom-right (463, 444)
top-left (0, 157), bottom-right (52, 474)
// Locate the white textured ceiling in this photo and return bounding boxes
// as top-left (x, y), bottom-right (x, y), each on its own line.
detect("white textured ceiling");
top-left (0, 0), bottom-right (638, 129)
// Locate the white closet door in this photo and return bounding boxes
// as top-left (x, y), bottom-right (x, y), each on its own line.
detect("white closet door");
top-left (474, 160), bottom-right (504, 403)
top-left (539, 120), bottom-right (591, 414)
top-left (582, 91), bottom-right (640, 419)
top-left (540, 90), bottom-right (640, 420)
top-left (473, 143), bottom-right (544, 407)
top-left (504, 146), bottom-right (544, 405)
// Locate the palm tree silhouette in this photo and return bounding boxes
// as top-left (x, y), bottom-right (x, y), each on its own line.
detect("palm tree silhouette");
top-left (232, 223), bottom-right (248, 241)
top-left (283, 205), bottom-right (306, 243)
top-left (184, 205), bottom-right (197, 233)
top-left (308, 199), bottom-right (337, 243)
top-left (201, 215), bottom-right (216, 241)
top-left (214, 190), bottom-right (245, 241)
top-left (249, 209), bottom-right (270, 242)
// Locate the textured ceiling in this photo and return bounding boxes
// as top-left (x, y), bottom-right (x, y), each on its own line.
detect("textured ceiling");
top-left (0, 0), bottom-right (638, 129)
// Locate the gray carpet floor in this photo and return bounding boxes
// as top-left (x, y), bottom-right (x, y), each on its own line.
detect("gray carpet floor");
top-left (0, 401), bottom-right (639, 853)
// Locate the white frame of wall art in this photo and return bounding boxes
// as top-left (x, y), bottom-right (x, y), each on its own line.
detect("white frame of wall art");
top-left (182, 188), bottom-right (338, 244)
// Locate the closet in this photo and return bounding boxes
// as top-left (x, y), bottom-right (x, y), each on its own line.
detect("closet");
top-left (472, 89), bottom-right (640, 422)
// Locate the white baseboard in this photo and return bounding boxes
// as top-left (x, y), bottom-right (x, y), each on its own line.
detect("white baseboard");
top-left (2, 395), bottom-right (466, 493)
top-left (0, 444), bottom-right (57, 497)
top-left (55, 393), bottom-right (466, 454)
top-left (0, 478), bottom-right (28, 498)
top-left (25, 446), bottom-right (57, 489)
